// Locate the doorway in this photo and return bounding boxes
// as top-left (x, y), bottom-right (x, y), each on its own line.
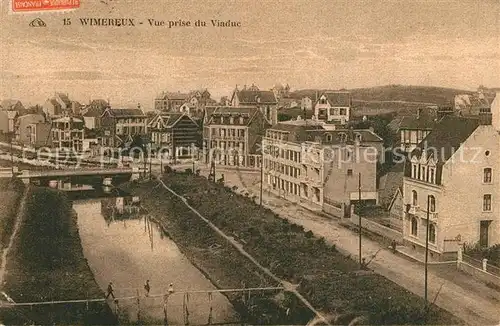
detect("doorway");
top-left (479, 220), bottom-right (491, 248)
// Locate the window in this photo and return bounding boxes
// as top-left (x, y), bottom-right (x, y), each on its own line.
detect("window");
top-left (484, 168), bottom-right (492, 183)
top-left (429, 224), bottom-right (436, 243)
top-left (412, 164), bottom-right (417, 178)
top-left (429, 168), bottom-right (435, 184)
top-left (412, 190), bottom-right (418, 206)
top-left (326, 134), bottom-right (332, 142)
top-left (347, 169), bottom-right (353, 176)
top-left (429, 195), bottom-right (436, 212)
top-left (421, 166), bottom-right (426, 181)
top-left (483, 194), bottom-right (492, 211)
top-left (411, 217), bottom-right (418, 236)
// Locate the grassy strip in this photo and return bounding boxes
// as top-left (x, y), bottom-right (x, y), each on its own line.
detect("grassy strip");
top-left (0, 186), bottom-right (117, 325)
top-left (121, 180), bottom-right (295, 325)
top-left (0, 179), bottom-right (24, 257)
top-left (150, 172), bottom-right (462, 325)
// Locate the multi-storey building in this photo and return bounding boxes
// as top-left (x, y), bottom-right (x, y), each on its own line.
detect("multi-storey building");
top-left (403, 101), bottom-right (499, 258)
top-left (230, 85), bottom-right (278, 125)
top-left (203, 106), bottom-right (270, 168)
top-left (100, 107), bottom-right (147, 148)
top-left (43, 93), bottom-right (80, 117)
top-left (262, 118), bottom-right (380, 210)
top-left (155, 90), bottom-right (214, 114)
top-left (148, 113), bottom-right (200, 159)
top-left (314, 91), bottom-right (352, 125)
top-left (51, 116), bottom-right (85, 151)
top-left (389, 108), bottom-right (436, 153)
top-left (16, 114), bottom-right (51, 147)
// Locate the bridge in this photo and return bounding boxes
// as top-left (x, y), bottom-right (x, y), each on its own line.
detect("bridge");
top-left (16, 167), bottom-right (148, 189)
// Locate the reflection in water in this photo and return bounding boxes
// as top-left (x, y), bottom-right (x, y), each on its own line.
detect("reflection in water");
top-left (75, 198), bottom-right (236, 324)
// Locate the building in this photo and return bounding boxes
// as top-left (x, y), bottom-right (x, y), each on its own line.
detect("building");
top-left (301, 96), bottom-right (314, 111)
top-left (16, 114), bottom-right (50, 147)
top-left (100, 107), bottom-right (147, 148)
top-left (0, 99), bottom-right (25, 114)
top-left (230, 85), bottom-right (278, 125)
top-left (203, 106), bottom-right (270, 168)
top-left (82, 106), bottom-right (106, 130)
top-left (51, 116), bottom-right (85, 151)
top-left (454, 91), bottom-right (491, 117)
top-left (0, 111), bottom-right (10, 134)
top-left (155, 90), bottom-right (213, 114)
top-left (262, 118), bottom-right (380, 210)
top-left (148, 113), bottom-right (200, 159)
top-left (314, 91), bottom-right (352, 125)
top-left (389, 109), bottom-right (437, 153)
top-left (43, 93), bottom-right (79, 117)
top-left (402, 102), bottom-right (500, 258)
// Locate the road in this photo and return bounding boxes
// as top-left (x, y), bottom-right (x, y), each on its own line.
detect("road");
top-left (211, 169), bottom-right (500, 326)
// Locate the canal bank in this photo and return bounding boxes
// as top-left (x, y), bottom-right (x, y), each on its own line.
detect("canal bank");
top-left (74, 197), bottom-right (237, 325)
top-left (0, 186), bottom-right (117, 325)
top-left (121, 173), bottom-right (463, 325)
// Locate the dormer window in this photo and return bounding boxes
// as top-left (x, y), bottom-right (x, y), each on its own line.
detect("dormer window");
top-left (338, 132), bottom-right (347, 142)
top-left (411, 163), bottom-right (418, 179)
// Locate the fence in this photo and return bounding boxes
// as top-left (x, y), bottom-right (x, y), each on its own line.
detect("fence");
top-left (0, 286), bottom-right (285, 325)
top-left (457, 251), bottom-right (500, 287)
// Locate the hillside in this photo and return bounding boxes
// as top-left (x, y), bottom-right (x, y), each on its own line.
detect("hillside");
top-left (289, 85), bottom-right (472, 107)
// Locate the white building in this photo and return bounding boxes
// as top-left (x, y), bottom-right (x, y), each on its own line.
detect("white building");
top-left (314, 91), bottom-right (352, 125)
top-left (403, 97), bottom-right (500, 258)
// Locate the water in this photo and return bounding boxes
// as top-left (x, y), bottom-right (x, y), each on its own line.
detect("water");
top-left (74, 198), bottom-right (237, 324)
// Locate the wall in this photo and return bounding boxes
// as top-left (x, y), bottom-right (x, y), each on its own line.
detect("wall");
top-left (0, 111), bottom-right (9, 133)
top-left (347, 214), bottom-right (403, 242)
top-left (458, 262), bottom-right (500, 288)
top-left (323, 146), bottom-right (377, 205)
top-left (440, 125), bottom-right (500, 248)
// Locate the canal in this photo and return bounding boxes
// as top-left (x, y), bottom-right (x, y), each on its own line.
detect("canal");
top-left (73, 195), bottom-right (237, 325)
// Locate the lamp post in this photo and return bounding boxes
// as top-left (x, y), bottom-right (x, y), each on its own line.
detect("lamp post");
top-left (424, 195), bottom-right (430, 304)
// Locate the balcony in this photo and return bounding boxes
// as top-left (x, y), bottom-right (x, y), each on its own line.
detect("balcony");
top-left (407, 205), bottom-right (419, 215)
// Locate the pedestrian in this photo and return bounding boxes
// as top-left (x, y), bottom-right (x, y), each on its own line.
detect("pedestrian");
top-left (391, 239), bottom-right (397, 253)
top-left (144, 280), bottom-right (150, 297)
top-left (106, 282), bottom-right (115, 299)
top-left (168, 283), bottom-right (174, 294)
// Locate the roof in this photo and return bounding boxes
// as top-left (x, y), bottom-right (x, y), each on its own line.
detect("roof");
top-left (56, 93), bottom-right (72, 107)
top-left (455, 94), bottom-right (491, 110)
top-left (90, 99), bottom-right (109, 108)
top-left (156, 91), bottom-right (191, 101)
top-left (410, 115), bottom-right (480, 164)
top-left (49, 99), bottom-right (61, 107)
top-left (53, 116), bottom-right (83, 123)
top-left (398, 115), bottom-right (437, 130)
top-left (321, 91), bottom-right (352, 107)
top-left (205, 106), bottom-right (261, 126)
top-left (1, 99), bottom-right (23, 111)
top-left (268, 122), bottom-right (325, 142)
top-left (104, 108), bottom-right (145, 117)
top-left (378, 163), bottom-right (405, 208)
top-left (235, 90), bottom-right (277, 104)
top-left (83, 106), bottom-right (105, 117)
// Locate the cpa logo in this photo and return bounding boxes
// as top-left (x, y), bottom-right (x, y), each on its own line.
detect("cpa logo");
top-left (29, 18), bottom-right (47, 27)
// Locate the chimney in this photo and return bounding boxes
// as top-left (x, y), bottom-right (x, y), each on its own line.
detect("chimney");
top-left (490, 92), bottom-right (500, 130)
top-left (72, 101), bottom-right (79, 115)
top-left (416, 108), bottom-right (422, 119)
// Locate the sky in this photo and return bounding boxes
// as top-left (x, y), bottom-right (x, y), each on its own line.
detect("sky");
top-left (0, 0), bottom-right (499, 109)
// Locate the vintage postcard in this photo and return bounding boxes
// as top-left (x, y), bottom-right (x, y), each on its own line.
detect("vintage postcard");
top-left (0, 0), bottom-right (499, 325)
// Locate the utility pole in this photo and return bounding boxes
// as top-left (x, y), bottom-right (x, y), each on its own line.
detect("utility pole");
top-left (191, 143), bottom-right (195, 173)
top-left (260, 151), bottom-right (263, 206)
top-left (10, 132), bottom-right (14, 175)
top-left (425, 195), bottom-right (430, 304)
top-left (149, 146), bottom-right (152, 180)
top-left (358, 172), bottom-right (362, 267)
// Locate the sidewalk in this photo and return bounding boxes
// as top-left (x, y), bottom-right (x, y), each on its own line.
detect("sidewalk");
top-left (219, 171), bottom-right (500, 326)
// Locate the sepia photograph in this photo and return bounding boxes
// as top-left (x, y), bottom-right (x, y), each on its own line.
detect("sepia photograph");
top-left (0, 0), bottom-right (499, 324)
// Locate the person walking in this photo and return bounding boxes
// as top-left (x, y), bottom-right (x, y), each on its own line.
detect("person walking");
top-left (391, 239), bottom-right (397, 254)
top-left (144, 280), bottom-right (151, 297)
top-left (168, 283), bottom-right (174, 294)
top-left (106, 282), bottom-right (115, 299)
